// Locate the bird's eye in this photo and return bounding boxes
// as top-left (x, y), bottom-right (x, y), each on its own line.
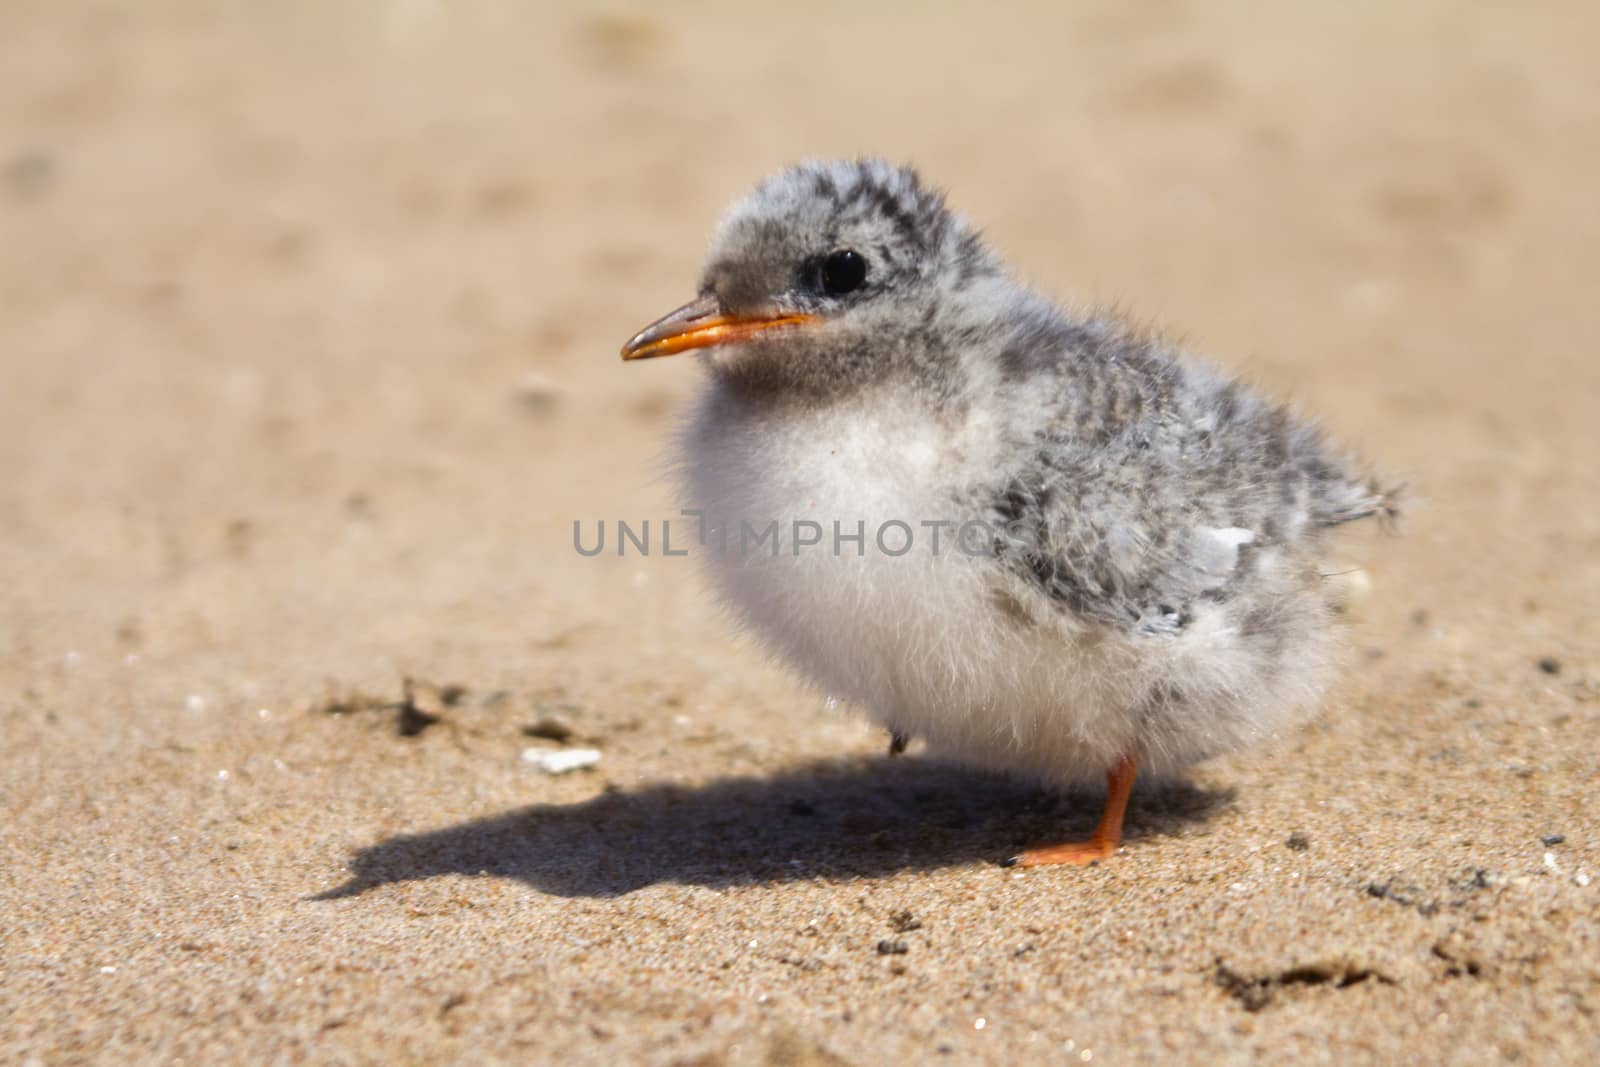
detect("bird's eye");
top-left (819, 249), bottom-right (868, 296)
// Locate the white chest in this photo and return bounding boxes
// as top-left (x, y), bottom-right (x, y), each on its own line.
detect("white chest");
top-left (679, 386), bottom-right (1019, 711)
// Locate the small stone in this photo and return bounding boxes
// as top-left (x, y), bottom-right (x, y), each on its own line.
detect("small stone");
top-left (889, 909), bottom-right (922, 933)
top-left (395, 679), bottom-right (468, 737)
top-left (523, 747), bottom-right (601, 774)
top-left (876, 939), bottom-right (909, 956)
top-left (1536, 657), bottom-right (1561, 676)
top-left (523, 715), bottom-right (575, 743)
top-left (1575, 871), bottom-right (1591, 888)
top-left (1285, 832), bottom-right (1311, 852)
top-left (403, 677), bottom-right (449, 717)
top-left (398, 678), bottom-right (449, 736)
top-left (393, 703), bottom-right (437, 737)
top-left (1541, 834), bottom-right (1565, 847)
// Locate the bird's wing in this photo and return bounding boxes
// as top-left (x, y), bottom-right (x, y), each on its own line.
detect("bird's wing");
top-left (982, 322), bottom-right (1397, 635)
top-left (990, 454), bottom-right (1261, 635)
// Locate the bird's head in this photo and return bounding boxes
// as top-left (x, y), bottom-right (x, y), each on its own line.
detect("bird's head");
top-left (621, 159), bottom-right (999, 398)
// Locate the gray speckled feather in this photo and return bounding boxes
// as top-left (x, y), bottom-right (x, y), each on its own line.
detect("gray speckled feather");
top-left (982, 310), bottom-right (1394, 635)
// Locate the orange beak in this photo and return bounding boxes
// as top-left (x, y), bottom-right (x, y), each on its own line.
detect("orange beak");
top-left (620, 295), bottom-right (816, 361)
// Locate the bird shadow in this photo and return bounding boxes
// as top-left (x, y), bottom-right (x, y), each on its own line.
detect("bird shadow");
top-left (313, 756), bottom-right (1233, 900)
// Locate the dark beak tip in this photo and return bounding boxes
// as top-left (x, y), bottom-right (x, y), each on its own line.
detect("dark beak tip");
top-left (620, 295), bottom-right (814, 363)
top-left (619, 294), bottom-right (725, 362)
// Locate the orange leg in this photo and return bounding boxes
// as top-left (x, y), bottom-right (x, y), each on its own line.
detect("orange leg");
top-left (1004, 755), bottom-right (1138, 867)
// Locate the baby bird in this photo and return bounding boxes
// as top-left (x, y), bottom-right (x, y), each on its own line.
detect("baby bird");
top-left (622, 160), bottom-right (1395, 866)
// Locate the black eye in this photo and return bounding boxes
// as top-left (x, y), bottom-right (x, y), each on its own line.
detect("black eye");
top-left (819, 249), bottom-right (867, 296)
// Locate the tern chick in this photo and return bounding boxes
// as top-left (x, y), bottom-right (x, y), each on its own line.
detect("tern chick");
top-left (622, 160), bottom-right (1396, 866)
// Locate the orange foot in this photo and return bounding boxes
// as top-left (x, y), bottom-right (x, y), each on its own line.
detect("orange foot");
top-left (1002, 754), bottom-right (1138, 868)
top-left (1005, 836), bottom-right (1118, 867)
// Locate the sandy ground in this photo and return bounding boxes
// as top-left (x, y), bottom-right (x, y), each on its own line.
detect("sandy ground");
top-left (3, 2), bottom-right (1599, 1063)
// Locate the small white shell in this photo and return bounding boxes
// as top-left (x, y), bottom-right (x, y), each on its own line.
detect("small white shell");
top-left (522, 747), bottom-right (601, 774)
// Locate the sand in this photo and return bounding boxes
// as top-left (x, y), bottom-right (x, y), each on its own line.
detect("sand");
top-left (3, 3), bottom-right (1598, 1063)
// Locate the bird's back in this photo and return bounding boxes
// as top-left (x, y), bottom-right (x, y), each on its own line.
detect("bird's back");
top-left (979, 310), bottom-right (1395, 639)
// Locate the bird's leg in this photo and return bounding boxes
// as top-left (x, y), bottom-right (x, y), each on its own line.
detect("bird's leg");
top-left (1004, 754), bottom-right (1138, 867)
top-left (887, 730), bottom-right (909, 757)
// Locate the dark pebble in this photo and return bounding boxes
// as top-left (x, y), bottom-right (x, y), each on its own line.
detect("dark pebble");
top-left (1541, 834), bottom-right (1565, 847)
top-left (1285, 832), bottom-right (1311, 852)
top-left (1537, 657), bottom-right (1561, 675)
top-left (396, 702), bottom-right (441, 738)
top-left (876, 939), bottom-right (909, 956)
top-left (523, 715), bottom-right (576, 743)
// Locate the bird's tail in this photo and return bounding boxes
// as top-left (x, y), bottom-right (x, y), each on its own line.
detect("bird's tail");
top-left (1316, 475), bottom-right (1405, 533)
